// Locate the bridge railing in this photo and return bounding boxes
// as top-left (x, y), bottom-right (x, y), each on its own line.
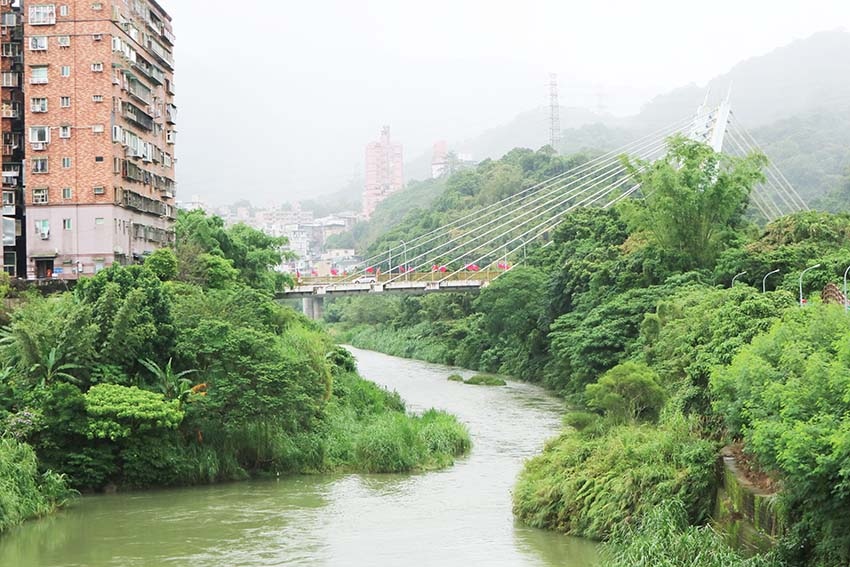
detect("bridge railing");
top-left (295, 269), bottom-right (506, 287)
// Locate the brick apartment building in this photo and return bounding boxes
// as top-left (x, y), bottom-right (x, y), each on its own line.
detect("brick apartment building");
top-left (362, 125), bottom-right (402, 219)
top-left (1, 0), bottom-right (26, 276)
top-left (6, 0), bottom-right (176, 279)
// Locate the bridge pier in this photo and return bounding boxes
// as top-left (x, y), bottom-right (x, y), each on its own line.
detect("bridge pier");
top-left (301, 296), bottom-right (324, 320)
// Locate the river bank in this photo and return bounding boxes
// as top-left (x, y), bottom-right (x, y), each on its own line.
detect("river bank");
top-left (0, 347), bottom-right (598, 567)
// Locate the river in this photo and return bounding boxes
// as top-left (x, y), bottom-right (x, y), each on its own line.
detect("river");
top-left (0, 347), bottom-right (598, 567)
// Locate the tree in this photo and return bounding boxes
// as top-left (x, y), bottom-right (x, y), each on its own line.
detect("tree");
top-left (145, 248), bottom-right (178, 281)
top-left (621, 135), bottom-right (767, 269)
top-left (585, 361), bottom-right (666, 423)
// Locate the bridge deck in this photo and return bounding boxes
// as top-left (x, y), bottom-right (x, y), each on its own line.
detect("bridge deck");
top-left (277, 272), bottom-right (498, 299)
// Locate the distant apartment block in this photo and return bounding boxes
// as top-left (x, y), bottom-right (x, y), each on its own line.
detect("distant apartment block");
top-left (362, 125), bottom-right (402, 219)
top-left (20, 0), bottom-right (176, 279)
top-left (1, 0), bottom-right (26, 276)
top-left (431, 140), bottom-right (448, 179)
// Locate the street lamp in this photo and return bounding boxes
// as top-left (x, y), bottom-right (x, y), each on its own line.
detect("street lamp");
top-left (799, 264), bottom-right (821, 307)
top-left (843, 264), bottom-right (850, 311)
top-left (731, 271), bottom-right (747, 286)
top-left (762, 269), bottom-right (780, 293)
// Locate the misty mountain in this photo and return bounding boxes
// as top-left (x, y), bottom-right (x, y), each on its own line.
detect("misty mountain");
top-left (405, 106), bottom-right (619, 180)
top-left (404, 30), bottom-right (850, 204)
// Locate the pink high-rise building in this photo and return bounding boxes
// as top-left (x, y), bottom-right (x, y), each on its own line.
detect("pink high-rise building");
top-left (362, 125), bottom-right (402, 219)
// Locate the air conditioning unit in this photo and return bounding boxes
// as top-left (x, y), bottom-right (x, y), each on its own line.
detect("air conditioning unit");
top-left (31, 142), bottom-right (46, 150)
top-left (39, 229), bottom-right (49, 240)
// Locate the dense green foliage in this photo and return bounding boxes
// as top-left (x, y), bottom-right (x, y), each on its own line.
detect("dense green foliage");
top-left (328, 136), bottom-right (850, 564)
top-left (712, 306), bottom-right (850, 565)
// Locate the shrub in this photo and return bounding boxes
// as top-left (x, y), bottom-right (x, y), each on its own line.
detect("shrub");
top-left (585, 361), bottom-right (666, 423)
top-left (447, 373), bottom-right (464, 382)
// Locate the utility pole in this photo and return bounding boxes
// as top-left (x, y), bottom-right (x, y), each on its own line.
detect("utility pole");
top-left (549, 73), bottom-right (561, 153)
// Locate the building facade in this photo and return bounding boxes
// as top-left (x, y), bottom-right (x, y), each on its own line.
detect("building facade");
top-left (362, 125), bottom-right (402, 219)
top-left (21, 0), bottom-right (175, 279)
top-left (1, 0), bottom-right (26, 276)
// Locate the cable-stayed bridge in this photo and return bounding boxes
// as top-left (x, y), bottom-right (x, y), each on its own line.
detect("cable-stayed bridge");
top-left (282, 98), bottom-right (808, 317)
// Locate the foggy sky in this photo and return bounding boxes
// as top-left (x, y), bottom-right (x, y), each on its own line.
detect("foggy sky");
top-left (164, 0), bottom-right (850, 207)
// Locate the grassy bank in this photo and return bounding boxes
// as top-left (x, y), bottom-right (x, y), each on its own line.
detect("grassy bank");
top-left (512, 416), bottom-right (717, 540)
top-left (0, 437), bottom-right (71, 534)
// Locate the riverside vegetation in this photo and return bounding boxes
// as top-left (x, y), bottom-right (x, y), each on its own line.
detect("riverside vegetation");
top-left (0, 209), bottom-right (470, 534)
top-left (327, 137), bottom-right (850, 566)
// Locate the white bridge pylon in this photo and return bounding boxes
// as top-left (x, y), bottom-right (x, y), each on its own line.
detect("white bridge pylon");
top-left (283, 96), bottom-right (807, 302)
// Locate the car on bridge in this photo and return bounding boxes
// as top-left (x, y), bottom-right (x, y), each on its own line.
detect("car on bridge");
top-left (353, 275), bottom-right (377, 284)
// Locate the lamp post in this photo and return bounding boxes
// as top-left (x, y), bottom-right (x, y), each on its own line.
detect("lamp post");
top-left (762, 269), bottom-right (780, 293)
top-left (799, 264), bottom-right (821, 307)
top-left (844, 264), bottom-right (850, 311)
top-left (731, 271), bottom-right (747, 287)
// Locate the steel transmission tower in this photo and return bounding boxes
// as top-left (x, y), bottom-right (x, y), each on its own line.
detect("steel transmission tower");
top-left (548, 73), bottom-right (561, 153)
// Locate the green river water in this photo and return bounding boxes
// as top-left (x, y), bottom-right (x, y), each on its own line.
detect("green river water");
top-left (0, 347), bottom-right (598, 567)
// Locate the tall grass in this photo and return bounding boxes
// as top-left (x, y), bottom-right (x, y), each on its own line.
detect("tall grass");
top-left (323, 372), bottom-right (471, 473)
top-left (513, 418), bottom-right (716, 540)
top-left (602, 501), bottom-right (781, 567)
top-left (0, 437), bottom-right (71, 534)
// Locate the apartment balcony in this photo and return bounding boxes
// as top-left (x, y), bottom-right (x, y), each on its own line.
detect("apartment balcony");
top-left (123, 102), bottom-right (154, 131)
top-left (165, 104), bottom-right (176, 125)
top-left (127, 79), bottom-right (151, 105)
top-left (131, 59), bottom-right (164, 86)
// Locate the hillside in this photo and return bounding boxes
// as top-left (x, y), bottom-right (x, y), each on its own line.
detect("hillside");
top-left (403, 30), bottom-right (850, 206)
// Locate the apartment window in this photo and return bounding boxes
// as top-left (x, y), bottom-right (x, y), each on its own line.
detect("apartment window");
top-left (34, 220), bottom-right (49, 241)
top-left (92, 34), bottom-right (102, 41)
top-left (95, 217), bottom-right (105, 225)
top-left (29, 5), bottom-right (57, 25)
top-left (2, 73), bottom-right (19, 87)
top-left (60, 65), bottom-right (70, 77)
top-left (91, 2), bottom-right (103, 10)
top-left (62, 187), bottom-right (71, 199)
top-left (1, 43), bottom-right (20, 57)
top-left (31, 98), bottom-right (48, 113)
top-left (62, 218), bottom-right (72, 230)
top-left (32, 159), bottom-right (49, 174)
top-left (29, 36), bottom-right (48, 51)
top-left (91, 62), bottom-right (103, 72)
top-left (94, 156), bottom-right (104, 162)
top-left (30, 66), bottom-right (49, 84)
top-left (57, 35), bottom-right (70, 47)
top-left (32, 188), bottom-right (49, 204)
top-left (0, 13), bottom-right (17, 27)
top-left (92, 94), bottom-right (104, 103)
top-left (61, 157), bottom-right (71, 169)
top-left (92, 124), bottom-right (104, 133)
top-left (93, 186), bottom-right (105, 195)
top-left (29, 126), bottom-right (50, 143)
top-left (59, 125), bottom-right (71, 138)
top-left (34, 219), bottom-right (50, 236)
top-left (59, 96), bottom-right (70, 108)
top-left (58, 5), bottom-right (68, 16)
